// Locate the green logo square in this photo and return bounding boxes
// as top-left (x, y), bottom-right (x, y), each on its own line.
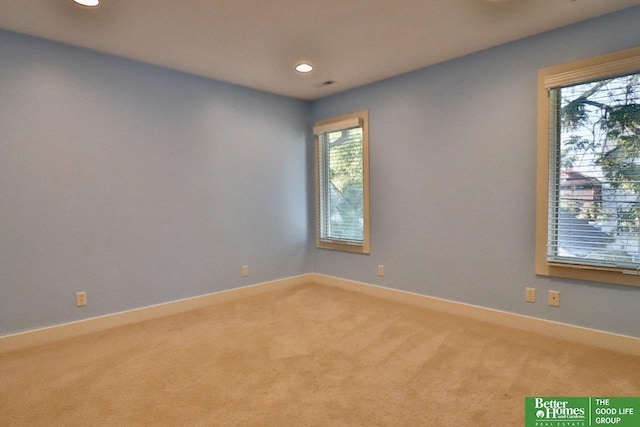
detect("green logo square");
top-left (526, 397), bottom-right (589, 426)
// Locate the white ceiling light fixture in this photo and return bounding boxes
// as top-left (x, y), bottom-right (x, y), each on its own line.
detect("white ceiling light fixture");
top-left (295, 62), bottom-right (314, 73)
top-left (72, 0), bottom-right (100, 7)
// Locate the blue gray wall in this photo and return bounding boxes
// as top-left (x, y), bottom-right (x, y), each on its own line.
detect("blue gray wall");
top-left (311, 7), bottom-right (640, 338)
top-left (2, 7), bottom-right (640, 339)
top-left (0, 31), bottom-right (311, 335)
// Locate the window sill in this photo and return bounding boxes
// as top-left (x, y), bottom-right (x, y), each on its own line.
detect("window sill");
top-left (317, 239), bottom-right (370, 254)
top-left (536, 262), bottom-right (640, 288)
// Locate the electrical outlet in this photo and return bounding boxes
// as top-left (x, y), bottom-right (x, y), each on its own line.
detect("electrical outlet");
top-left (525, 287), bottom-right (536, 303)
top-left (548, 290), bottom-right (560, 307)
top-left (377, 265), bottom-right (384, 277)
top-left (76, 291), bottom-right (87, 307)
top-left (242, 265), bottom-right (249, 277)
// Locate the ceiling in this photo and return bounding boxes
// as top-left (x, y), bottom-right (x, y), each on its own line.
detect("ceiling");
top-left (1, 0), bottom-right (639, 100)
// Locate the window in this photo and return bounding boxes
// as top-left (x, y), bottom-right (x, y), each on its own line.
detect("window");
top-left (314, 110), bottom-right (370, 254)
top-left (536, 46), bottom-right (640, 287)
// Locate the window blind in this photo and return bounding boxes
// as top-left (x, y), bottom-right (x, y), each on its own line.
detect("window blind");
top-left (317, 123), bottom-right (364, 245)
top-left (547, 71), bottom-right (640, 269)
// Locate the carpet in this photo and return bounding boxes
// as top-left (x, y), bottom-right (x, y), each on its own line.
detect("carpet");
top-left (1, 283), bottom-right (638, 426)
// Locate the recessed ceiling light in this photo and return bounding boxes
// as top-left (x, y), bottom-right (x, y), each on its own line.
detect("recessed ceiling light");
top-left (295, 63), bottom-right (314, 73)
top-left (72, 0), bottom-right (100, 7)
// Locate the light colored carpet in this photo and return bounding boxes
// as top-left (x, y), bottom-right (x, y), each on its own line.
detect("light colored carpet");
top-left (1, 283), bottom-right (639, 426)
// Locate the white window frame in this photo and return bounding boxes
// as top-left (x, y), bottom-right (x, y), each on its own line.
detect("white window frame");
top-left (314, 110), bottom-right (370, 254)
top-left (536, 45), bottom-right (640, 287)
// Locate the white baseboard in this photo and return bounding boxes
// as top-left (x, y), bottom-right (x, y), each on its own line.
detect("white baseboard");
top-left (0, 274), bottom-right (309, 354)
top-left (310, 273), bottom-right (640, 357)
top-left (2, 273), bottom-right (639, 356)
